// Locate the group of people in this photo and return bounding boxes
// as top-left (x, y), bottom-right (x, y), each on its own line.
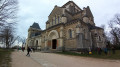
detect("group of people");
top-left (88, 46), bottom-right (116, 55)
top-left (22, 47), bottom-right (25, 52)
top-left (97, 46), bottom-right (116, 55)
top-left (25, 46), bottom-right (116, 56)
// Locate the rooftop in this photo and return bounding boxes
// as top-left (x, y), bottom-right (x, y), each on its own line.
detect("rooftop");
top-left (30, 22), bottom-right (41, 30)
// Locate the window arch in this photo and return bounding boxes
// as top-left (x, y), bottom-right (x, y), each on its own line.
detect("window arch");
top-left (36, 40), bottom-right (38, 46)
top-left (83, 29), bottom-right (86, 38)
top-left (52, 19), bottom-right (53, 25)
top-left (58, 16), bottom-right (60, 23)
top-left (83, 29), bottom-right (88, 39)
top-left (98, 36), bottom-right (101, 41)
top-left (55, 15), bottom-right (56, 24)
top-left (68, 29), bottom-right (72, 38)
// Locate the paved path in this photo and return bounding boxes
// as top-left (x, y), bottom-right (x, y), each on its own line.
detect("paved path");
top-left (12, 50), bottom-right (120, 67)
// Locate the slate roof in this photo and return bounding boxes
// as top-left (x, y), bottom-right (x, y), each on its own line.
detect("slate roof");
top-left (86, 6), bottom-right (94, 18)
top-left (87, 23), bottom-right (103, 30)
top-left (30, 22), bottom-right (41, 30)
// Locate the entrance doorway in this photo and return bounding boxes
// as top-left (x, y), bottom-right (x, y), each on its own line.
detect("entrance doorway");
top-left (36, 40), bottom-right (38, 50)
top-left (52, 39), bottom-right (57, 49)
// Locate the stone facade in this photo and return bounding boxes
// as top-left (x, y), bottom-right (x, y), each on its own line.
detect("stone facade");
top-left (26, 1), bottom-right (106, 51)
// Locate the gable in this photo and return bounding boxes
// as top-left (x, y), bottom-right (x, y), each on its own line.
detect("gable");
top-left (48, 6), bottom-right (63, 20)
top-left (86, 6), bottom-right (93, 18)
top-left (62, 1), bottom-right (81, 11)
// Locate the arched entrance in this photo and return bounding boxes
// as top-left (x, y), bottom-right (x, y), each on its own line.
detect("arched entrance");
top-left (48, 30), bottom-right (59, 49)
top-left (52, 39), bottom-right (57, 49)
top-left (36, 40), bottom-right (38, 49)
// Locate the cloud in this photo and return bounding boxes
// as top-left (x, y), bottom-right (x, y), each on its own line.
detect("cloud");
top-left (17, 0), bottom-right (120, 38)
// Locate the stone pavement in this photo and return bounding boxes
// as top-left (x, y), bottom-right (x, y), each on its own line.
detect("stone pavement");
top-left (12, 50), bottom-right (120, 67)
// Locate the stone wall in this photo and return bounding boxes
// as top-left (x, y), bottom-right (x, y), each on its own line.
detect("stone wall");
top-left (91, 29), bottom-right (106, 48)
top-left (64, 21), bottom-right (78, 50)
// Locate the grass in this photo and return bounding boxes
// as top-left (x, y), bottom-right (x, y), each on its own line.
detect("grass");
top-left (0, 48), bottom-right (14, 67)
top-left (56, 50), bottom-right (120, 60)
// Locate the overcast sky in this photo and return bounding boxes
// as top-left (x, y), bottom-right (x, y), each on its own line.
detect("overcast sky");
top-left (17, 0), bottom-right (120, 38)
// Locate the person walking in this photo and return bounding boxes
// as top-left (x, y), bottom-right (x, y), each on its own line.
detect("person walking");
top-left (111, 46), bottom-right (115, 54)
top-left (26, 47), bottom-right (31, 57)
top-left (88, 47), bottom-right (92, 55)
top-left (104, 47), bottom-right (108, 55)
top-left (22, 47), bottom-right (25, 52)
top-left (98, 47), bottom-right (102, 55)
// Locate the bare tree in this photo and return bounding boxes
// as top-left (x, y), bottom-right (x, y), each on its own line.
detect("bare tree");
top-left (0, 0), bottom-right (18, 26)
top-left (100, 24), bottom-right (108, 43)
top-left (0, 24), bottom-right (18, 48)
top-left (114, 14), bottom-right (120, 25)
top-left (108, 14), bottom-right (120, 45)
top-left (109, 27), bottom-right (119, 45)
top-left (17, 36), bottom-right (26, 47)
top-left (21, 37), bottom-right (26, 46)
top-left (0, 0), bottom-right (18, 48)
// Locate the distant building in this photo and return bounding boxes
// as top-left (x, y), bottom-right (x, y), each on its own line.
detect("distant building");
top-left (26, 1), bottom-right (106, 51)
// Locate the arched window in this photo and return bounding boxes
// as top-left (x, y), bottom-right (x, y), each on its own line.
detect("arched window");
top-left (98, 36), bottom-right (101, 41)
top-left (83, 29), bottom-right (87, 39)
top-left (68, 29), bottom-right (72, 38)
top-left (36, 40), bottom-right (38, 46)
top-left (83, 29), bottom-right (85, 38)
top-left (55, 15), bottom-right (56, 24)
top-left (58, 16), bottom-right (60, 23)
top-left (52, 19), bottom-right (53, 25)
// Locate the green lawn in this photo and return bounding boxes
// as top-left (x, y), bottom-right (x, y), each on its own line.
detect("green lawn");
top-left (56, 50), bottom-right (120, 60)
top-left (0, 49), bottom-right (14, 67)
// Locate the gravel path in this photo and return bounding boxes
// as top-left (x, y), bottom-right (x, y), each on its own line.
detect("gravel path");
top-left (11, 50), bottom-right (120, 67)
top-left (11, 50), bottom-right (43, 67)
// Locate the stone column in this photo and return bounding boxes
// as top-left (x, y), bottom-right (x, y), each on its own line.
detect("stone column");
top-left (57, 26), bottom-right (64, 51)
top-left (45, 40), bottom-right (48, 50)
top-left (57, 38), bottom-right (63, 51)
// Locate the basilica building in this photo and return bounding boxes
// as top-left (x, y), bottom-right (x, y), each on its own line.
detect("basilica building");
top-left (26, 1), bottom-right (106, 51)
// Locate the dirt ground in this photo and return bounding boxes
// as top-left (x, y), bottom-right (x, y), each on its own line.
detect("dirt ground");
top-left (11, 50), bottom-right (43, 67)
top-left (11, 50), bottom-right (120, 67)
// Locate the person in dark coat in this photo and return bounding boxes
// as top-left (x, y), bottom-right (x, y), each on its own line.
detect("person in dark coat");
top-left (104, 47), bottom-right (108, 55)
top-left (98, 47), bottom-right (102, 55)
top-left (111, 46), bottom-right (115, 54)
top-left (26, 47), bottom-right (31, 57)
top-left (22, 47), bottom-right (25, 52)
